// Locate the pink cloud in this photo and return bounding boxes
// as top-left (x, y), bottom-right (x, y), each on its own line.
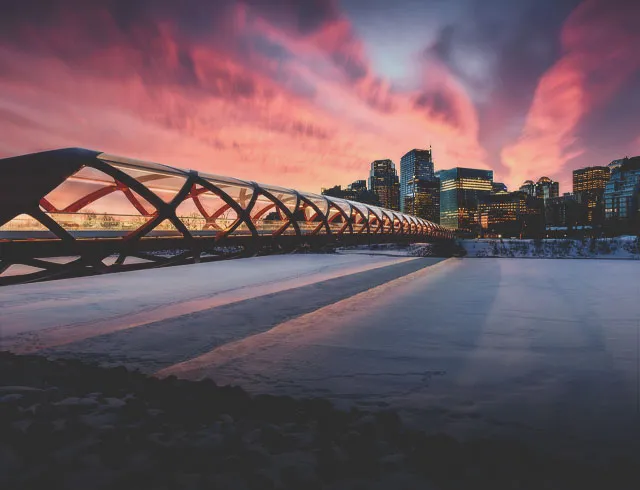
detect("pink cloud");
top-left (0, 1), bottom-right (487, 195)
top-left (501, 0), bottom-right (640, 189)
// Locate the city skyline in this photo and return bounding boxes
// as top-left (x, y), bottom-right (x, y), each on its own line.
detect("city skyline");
top-left (1, 0), bottom-right (639, 195)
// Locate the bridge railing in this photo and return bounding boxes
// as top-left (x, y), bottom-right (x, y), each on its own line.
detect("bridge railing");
top-left (0, 148), bottom-right (454, 284)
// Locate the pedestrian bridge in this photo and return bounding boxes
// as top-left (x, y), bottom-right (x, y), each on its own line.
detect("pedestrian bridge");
top-left (0, 148), bottom-right (453, 284)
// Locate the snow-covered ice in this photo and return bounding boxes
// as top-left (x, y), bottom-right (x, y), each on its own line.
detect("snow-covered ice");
top-left (1, 255), bottom-right (639, 460)
top-left (0, 254), bottom-right (414, 348)
top-left (163, 258), bottom-right (640, 460)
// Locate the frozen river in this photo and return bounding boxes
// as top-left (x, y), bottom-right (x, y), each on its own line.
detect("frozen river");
top-left (2, 256), bottom-right (639, 460)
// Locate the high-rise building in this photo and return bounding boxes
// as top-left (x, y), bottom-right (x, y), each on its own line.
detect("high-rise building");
top-left (573, 166), bottom-right (610, 225)
top-left (321, 180), bottom-right (380, 206)
top-left (400, 149), bottom-right (434, 210)
top-left (492, 182), bottom-right (508, 194)
top-left (439, 167), bottom-right (493, 231)
top-left (403, 179), bottom-right (440, 223)
top-left (519, 177), bottom-right (559, 201)
top-left (535, 177), bottom-right (560, 201)
top-left (545, 193), bottom-right (581, 229)
top-left (479, 191), bottom-right (544, 238)
top-left (399, 148), bottom-right (439, 221)
top-left (519, 180), bottom-right (535, 196)
top-left (369, 159), bottom-right (400, 211)
top-left (604, 156), bottom-right (640, 231)
top-left (348, 180), bottom-right (367, 193)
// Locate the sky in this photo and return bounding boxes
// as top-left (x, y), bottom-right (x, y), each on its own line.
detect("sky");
top-left (1, 0), bottom-right (639, 193)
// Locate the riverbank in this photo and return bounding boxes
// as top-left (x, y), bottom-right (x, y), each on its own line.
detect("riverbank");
top-left (1, 351), bottom-right (638, 490)
top-left (460, 236), bottom-right (640, 259)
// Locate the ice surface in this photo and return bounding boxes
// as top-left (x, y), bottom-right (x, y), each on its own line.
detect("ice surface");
top-left (163, 258), bottom-right (640, 460)
top-left (2, 256), bottom-right (639, 460)
top-left (0, 254), bottom-right (413, 347)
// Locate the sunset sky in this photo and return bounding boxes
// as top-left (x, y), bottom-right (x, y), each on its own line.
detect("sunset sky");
top-left (1, 0), bottom-right (639, 194)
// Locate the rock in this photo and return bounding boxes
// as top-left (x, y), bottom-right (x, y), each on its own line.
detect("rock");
top-left (379, 453), bottom-right (405, 468)
top-left (191, 432), bottom-right (225, 451)
top-left (241, 444), bottom-right (272, 468)
top-left (243, 428), bottom-right (262, 444)
top-left (279, 457), bottom-right (318, 488)
top-left (220, 413), bottom-right (234, 424)
top-left (103, 397), bottom-right (126, 409)
top-left (11, 419), bottom-right (32, 433)
top-left (0, 393), bottom-right (24, 404)
top-left (351, 414), bottom-right (375, 428)
top-left (0, 386), bottom-right (43, 394)
top-left (0, 443), bottom-right (22, 485)
top-left (80, 412), bottom-right (119, 429)
top-left (56, 397), bottom-right (99, 408)
top-left (273, 451), bottom-right (317, 478)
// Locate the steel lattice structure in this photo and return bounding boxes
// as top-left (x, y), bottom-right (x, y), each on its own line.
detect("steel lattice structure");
top-left (0, 148), bottom-right (453, 285)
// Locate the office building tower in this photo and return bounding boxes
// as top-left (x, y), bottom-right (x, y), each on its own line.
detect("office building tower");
top-left (519, 177), bottom-right (559, 201)
top-left (400, 148), bottom-right (439, 221)
top-left (573, 166), bottom-right (610, 225)
top-left (369, 159), bottom-right (400, 211)
top-left (403, 179), bottom-right (440, 223)
top-left (479, 191), bottom-right (544, 238)
top-left (604, 156), bottom-right (640, 230)
top-left (439, 167), bottom-right (493, 231)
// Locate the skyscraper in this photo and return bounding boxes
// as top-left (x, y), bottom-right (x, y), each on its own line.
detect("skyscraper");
top-left (478, 191), bottom-right (544, 238)
top-left (519, 177), bottom-right (559, 201)
top-left (604, 156), bottom-right (640, 231)
top-left (400, 148), bottom-right (439, 221)
top-left (369, 159), bottom-right (400, 211)
top-left (535, 177), bottom-right (560, 201)
top-left (573, 166), bottom-right (610, 225)
top-left (439, 167), bottom-right (493, 231)
top-left (404, 179), bottom-right (440, 223)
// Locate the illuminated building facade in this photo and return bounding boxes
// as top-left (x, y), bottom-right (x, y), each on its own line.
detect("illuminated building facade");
top-left (519, 177), bottom-right (559, 201)
top-left (369, 159), bottom-right (400, 211)
top-left (545, 194), bottom-right (581, 229)
top-left (573, 166), bottom-right (610, 225)
top-left (399, 149), bottom-right (439, 222)
top-left (492, 182), bottom-right (508, 194)
top-left (479, 191), bottom-right (543, 238)
top-left (604, 156), bottom-right (640, 232)
top-left (403, 179), bottom-right (440, 223)
top-left (439, 168), bottom-right (493, 231)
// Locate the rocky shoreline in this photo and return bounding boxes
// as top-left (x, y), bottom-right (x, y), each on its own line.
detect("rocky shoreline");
top-left (1, 352), bottom-right (637, 489)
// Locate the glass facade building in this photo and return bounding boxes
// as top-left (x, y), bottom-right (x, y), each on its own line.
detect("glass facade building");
top-left (519, 177), bottom-right (559, 201)
top-left (368, 159), bottom-right (400, 211)
top-left (573, 166), bottom-right (610, 225)
top-left (604, 157), bottom-right (640, 227)
top-left (479, 191), bottom-right (543, 238)
top-left (439, 168), bottom-right (493, 231)
top-left (399, 149), bottom-right (439, 222)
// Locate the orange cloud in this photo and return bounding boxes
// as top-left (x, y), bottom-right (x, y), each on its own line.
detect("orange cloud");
top-left (501, 0), bottom-right (640, 189)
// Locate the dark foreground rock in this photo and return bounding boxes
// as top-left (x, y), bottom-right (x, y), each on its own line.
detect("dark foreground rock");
top-left (0, 351), bottom-right (637, 490)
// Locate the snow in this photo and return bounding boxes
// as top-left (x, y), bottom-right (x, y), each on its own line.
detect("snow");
top-left (0, 254), bottom-right (415, 348)
top-left (461, 236), bottom-right (640, 259)
top-left (2, 255), bottom-right (639, 460)
top-left (161, 258), bottom-right (640, 460)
